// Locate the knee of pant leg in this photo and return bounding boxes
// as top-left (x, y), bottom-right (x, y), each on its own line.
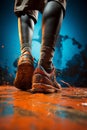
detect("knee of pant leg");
top-left (20, 14), bottom-right (29, 24)
top-left (20, 14), bottom-right (34, 30)
top-left (43, 1), bottom-right (63, 21)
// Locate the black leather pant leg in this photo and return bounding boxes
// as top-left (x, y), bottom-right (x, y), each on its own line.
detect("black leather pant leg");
top-left (39, 1), bottom-right (64, 71)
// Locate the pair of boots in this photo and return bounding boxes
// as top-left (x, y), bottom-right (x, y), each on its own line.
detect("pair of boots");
top-left (14, 50), bottom-right (61, 93)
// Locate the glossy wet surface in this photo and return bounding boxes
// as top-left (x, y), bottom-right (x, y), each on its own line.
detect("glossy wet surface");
top-left (0, 86), bottom-right (87, 130)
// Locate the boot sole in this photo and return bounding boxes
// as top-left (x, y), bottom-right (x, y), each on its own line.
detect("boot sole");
top-left (31, 83), bottom-right (60, 94)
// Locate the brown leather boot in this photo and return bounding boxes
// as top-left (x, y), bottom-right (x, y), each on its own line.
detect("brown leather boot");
top-left (29, 65), bottom-right (61, 93)
top-left (14, 52), bottom-right (34, 91)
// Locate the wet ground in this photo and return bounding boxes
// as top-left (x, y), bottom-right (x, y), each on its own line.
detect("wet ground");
top-left (0, 86), bottom-right (87, 130)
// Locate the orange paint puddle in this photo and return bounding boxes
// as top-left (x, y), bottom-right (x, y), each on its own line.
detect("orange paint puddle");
top-left (0, 86), bottom-right (87, 130)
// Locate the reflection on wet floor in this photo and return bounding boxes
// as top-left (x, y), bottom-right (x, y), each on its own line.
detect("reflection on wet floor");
top-left (0, 86), bottom-right (87, 130)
